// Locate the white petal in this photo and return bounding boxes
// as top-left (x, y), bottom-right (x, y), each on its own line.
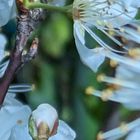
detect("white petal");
top-left (49, 120), bottom-right (76, 140)
top-left (101, 118), bottom-right (140, 140)
top-left (130, 0), bottom-right (140, 8)
top-left (0, 34), bottom-right (7, 61)
top-left (126, 127), bottom-right (140, 140)
top-left (32, 103), bottom-right (58, 132)
top-left (74, 22), bottom-right (105, 72)
top-left (0, 0), bottom-right (16, 27)
top-left (105, 2), bottom-right (137, 27)
top-left (8, 125), bottom-right (32, 140)
top-left (0, 105), bottom-right (31, 140)
top-left (124, 103), bottom-right (140, 110)
top-left (3, 93), bottom-right (23, 106)
top-left (116, 21), bottom-right (140, 44)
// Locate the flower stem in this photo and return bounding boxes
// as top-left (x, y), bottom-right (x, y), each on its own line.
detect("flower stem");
top-left (24, 0), bottom-right (72, 14)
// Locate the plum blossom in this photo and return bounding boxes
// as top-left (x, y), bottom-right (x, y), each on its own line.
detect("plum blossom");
top-left (1, 101), bottom-right (76, 140)
top-left (29, 104), bottom-right (76, 140)
top-left (86, 55), bottom-right (140, 110)
top-left (73, 0), bottom-right (140, 72)
top-left (85, 49), bottom-right (140, 139)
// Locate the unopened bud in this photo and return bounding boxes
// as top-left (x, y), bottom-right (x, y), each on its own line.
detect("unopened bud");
top-left (29, 104), bottom-right (59, 140)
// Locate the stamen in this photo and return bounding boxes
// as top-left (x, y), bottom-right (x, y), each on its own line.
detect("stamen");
top-left (98, 27), bottom-right (128, 51)
top-left (104, 49), bottom-right (140, 70)
top-left (128, 48), bottom-right (140, 58)
top-left (82, 24), bottom-right (126, 54)
top-left (101, 88), bottom-right (113, 101)
top-left (120, 122), bottom-right (128, 133)
top-left (97, 132), bottom-right (104, 140)
top-left (99, 119), bottom-right (140, 139)
top-left (73, 8), bottom-right (81, 20)
top-left (97, 74), bottom-right (140, 89)
top-left (85, 86), bottom-right (95, 95)
top-left (8, 84), bottom-right (34, 93)
top-left (110, 60), bottom-right (118, 67)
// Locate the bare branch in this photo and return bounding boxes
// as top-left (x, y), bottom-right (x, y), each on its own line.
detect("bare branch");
top-left (0, 0), bottom-right (46, 105)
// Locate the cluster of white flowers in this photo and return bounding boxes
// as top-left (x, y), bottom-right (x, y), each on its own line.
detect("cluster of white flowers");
top-left (86, 58), bottom-right (140, 139)
top-left (73, 0), bottom-right (140, 72)
top-left (1, 0), bottom-right (140, 139)
top-left (0, 97), bottom-right (76, 140)
top-left (73, 0), bottom-right (140, 139)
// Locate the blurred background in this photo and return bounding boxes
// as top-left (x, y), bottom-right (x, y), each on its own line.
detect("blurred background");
top-left (1, 0), bottom-right (140, 139)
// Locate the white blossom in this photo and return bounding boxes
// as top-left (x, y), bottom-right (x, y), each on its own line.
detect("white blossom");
top-left (86, 56), bottom-right (140, 110)
top-left (31, 103), bottom-right (58, 134)
top-left (29, 103), bottom-right (76, 140)
top-left (73, 0), bottom-right (140, 72)
top-left (1, 101), bottom-right (76, 140)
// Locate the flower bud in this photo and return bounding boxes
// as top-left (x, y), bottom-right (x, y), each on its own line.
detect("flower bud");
top-left (29, 104), bottom-right (59, 140)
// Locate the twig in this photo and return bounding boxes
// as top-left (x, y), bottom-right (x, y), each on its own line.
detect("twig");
top-left (0, 0), bottom-right (45, 105)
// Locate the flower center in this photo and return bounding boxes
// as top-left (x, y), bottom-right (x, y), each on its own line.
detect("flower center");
top-left (73, 8), bottom-right (81, 20)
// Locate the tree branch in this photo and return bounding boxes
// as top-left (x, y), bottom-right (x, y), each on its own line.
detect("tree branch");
top-left (0, 0), bottom-right (45, 105)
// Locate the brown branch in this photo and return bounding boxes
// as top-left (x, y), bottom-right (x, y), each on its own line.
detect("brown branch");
top-left (0, 0), bottom-right (46, 105)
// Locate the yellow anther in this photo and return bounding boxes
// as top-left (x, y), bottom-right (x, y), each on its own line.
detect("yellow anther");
top-left (109, 84), bottom-right (120, 90)
top-left (97, 132), bottom-right (104, 140)
top-left (101, 89), bottom-right (113, 101)
top-left (110, 60), bottom-right (118, 67)
top-left (96, 20), bottom-right (105, 26)
top-left (128, 48), bottom-right (140, 58)
top-left (137, 27), bottom-right (140, 33)
top-left (73, 8), bottom-right (81, 20)
top-left (107, 23), bottom-right (113, 29)
top-left (85, 86), bottom-right (94, 95)
top-left (97, 74), bottom-right (105, 82)
top-left (32, 84), bottom-right (36, 91)
top-left (120, 28), bottom-right (125, 32)
top-left (120, 122), bottom-right (128, 133)
top-left (4, 51), bottom-right (10, 57)
top-left (109, 30), bottom-right (115, 36)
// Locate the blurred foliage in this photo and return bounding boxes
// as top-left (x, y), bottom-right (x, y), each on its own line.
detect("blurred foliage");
top-left (1, 4), bottom-right (138, 140)
top-left (40, 13), bottom-right (72, 58)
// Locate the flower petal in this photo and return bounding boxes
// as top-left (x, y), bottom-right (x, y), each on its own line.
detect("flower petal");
top-left (49, 120), bottom-right (76, 140)
top-left (8, 125), bottom-right (32, 140)
top-left (130, 0), bottom-right (140, 8)
top-left (0, 105), bottom-right (31, 140)
top-left (126, 127), bottom-right (140, 140)
top-left (74, 22), bottom-right (105, 72)
top-left (0, 0), bottom-right (16, 27)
